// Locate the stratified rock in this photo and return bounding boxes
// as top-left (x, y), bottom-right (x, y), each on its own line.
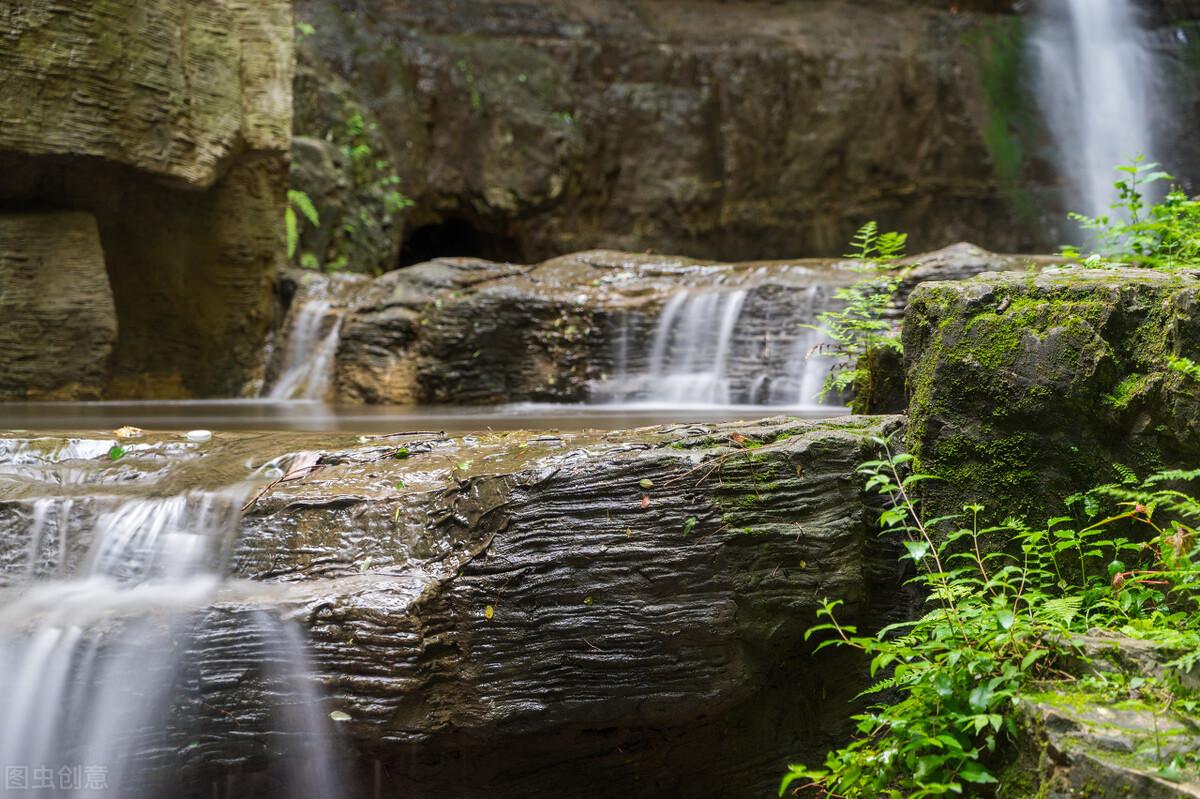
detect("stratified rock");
top-left (0, 0), bottom-right (293, 398)
top-left (335, 251), bottom-right (857, 405)
top-left (903, 266), bottom-right (1200, 524)
top-left (0, 415), bottom-right (907, 798)
top-left (0, 213), bottom-right (117, 400)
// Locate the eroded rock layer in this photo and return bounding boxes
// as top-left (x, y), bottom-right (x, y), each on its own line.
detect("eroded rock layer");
top-left (0, 213), bottom-right (117, 400)
top-left (0, 415), bottom-right (905, 798)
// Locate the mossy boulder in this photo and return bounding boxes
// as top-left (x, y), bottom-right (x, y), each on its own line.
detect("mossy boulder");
top-left (904, 267), bottom-right (1200, 525)
top-left (999, 635), bottom-right (1200, 798)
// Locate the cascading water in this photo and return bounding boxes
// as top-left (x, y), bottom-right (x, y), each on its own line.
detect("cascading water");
top-left (595, 285), bottom-right (841, 408)
top-left (268, 300), bottom-right (343, 401)
top-left (0, 483), bottom-right (342, 798)
top-left (266, 276), bottom-right (363, 402)
top-left (1031, 0), bottom-right (1160, 219)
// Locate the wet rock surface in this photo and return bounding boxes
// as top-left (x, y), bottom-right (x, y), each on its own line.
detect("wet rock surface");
top-left (335, 250), bottom-right (858, 405)
top-left (0, 415), bottom-right (906, 797)
top-left (903, 266), bottom-right (1200, 524)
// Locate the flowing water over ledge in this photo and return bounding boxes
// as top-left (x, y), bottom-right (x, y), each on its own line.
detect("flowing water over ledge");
top-left (0, 400), bottom-right (844, 434)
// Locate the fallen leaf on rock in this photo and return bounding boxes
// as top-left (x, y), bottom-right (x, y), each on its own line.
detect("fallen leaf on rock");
top-left (641, 495), bottom-right (650, 509)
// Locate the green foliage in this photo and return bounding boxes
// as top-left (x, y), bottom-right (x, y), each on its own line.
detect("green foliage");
top-left (286, 189), bottom-right (320, 262)
top-left (806, 223), bottom-right (907, 401)
top-left (781, 440), bottom-right (1200, 798)
top-left (1065, 158), bottom-right (1200, 270)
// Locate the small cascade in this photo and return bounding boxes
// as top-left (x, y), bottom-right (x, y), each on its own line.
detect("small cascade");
top-left (596, 285), bottom-right (841, 408)
top-left (266, 276), bottom-right (362, 401)
top-left (1031, 0), bottom-right (1160, 219)
top-left (0, 485), bottom-right (342, 798)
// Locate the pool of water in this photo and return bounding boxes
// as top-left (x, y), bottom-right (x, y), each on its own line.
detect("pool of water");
top-left (0, 400), bottom-right (846, 433)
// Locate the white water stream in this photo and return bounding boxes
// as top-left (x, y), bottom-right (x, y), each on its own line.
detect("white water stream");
top-left (1031, 0), bottom-right (1160, 219)
top-left (596, 286), bottom-right (840, 408)
top-left (0, 488), bottom-right (341, 798)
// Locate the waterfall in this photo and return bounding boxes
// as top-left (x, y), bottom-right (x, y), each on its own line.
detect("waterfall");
top-left (266, 275), bottom-right (363, 402)
top-left (0, 484), bottom-right (342, 798)
top-left (596, 286), bottom-right (841, 408)
top-left (267, 299), bottom-right (343, 401)
top-left (1031, 0), bottom-right (1160, 219)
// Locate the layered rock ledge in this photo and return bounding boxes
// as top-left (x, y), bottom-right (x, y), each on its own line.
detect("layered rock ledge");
top-left (328, 244), bottom-right (1049, 406)
top-left (0, 415), bottom-right (904, 798)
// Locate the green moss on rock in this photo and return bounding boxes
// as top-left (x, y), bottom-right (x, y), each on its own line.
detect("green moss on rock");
top-left (904, 267), bottom-right (1200, 528)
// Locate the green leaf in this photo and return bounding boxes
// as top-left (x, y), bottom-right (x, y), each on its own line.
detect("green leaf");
top-left (903, 540), bottom-right (930, 563)
top-left (285, 207), bottom-right (298, 258)
top-left (682, 516), bottom-right (698, 536)
top-left (108, 445), bottom-right (126, 461)
top-left (958, 762), bottom-right (997, 784)
top-left (288, 189), bottom-right (320, 227)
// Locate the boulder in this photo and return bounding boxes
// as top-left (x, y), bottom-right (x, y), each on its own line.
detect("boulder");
top-left (335, 250), bottom-right (859, 405)
top-left (0, 0), bottom-right (293, 398)
top-left (0, 213), bottom-right (117, 400)
top-left (999, 635), bottom-right (1200, 798)
top-left (903, 266), bottom-right (1200, 524)
top-left (0, 415), bottom-right (908, 798)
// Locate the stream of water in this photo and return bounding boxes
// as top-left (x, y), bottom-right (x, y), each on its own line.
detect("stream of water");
top-left (1031, 0), bottom-right (1160, 219)
top-left (0, 483), bottom-right (342, 797)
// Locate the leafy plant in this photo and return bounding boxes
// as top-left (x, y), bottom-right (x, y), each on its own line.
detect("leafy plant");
top-left (1065, 157), bottom-right (1200, 271)
top-left (781, 439), bottom-right (1200, 798)
top-left (805, 223), bottom-right (908, 401)
top-left (286, 189), bottom-right (320, 262)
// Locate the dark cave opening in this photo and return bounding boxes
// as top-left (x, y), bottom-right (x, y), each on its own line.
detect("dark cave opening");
top-left (397, 217), bottom-right (524, 267)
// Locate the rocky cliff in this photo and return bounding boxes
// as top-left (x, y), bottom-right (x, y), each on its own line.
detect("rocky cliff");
top-left (0, 0), bottom-right (293, 398)
top-left (0, 415), bottom-right (907, 798)
top-left (288, 0), bottom-right (1199, 273)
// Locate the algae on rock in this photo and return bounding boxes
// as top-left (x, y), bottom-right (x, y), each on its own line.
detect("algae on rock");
top-left (903, 266), bottom-right (1200, 525)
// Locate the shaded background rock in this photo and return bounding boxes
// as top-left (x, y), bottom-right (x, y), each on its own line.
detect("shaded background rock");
top-left (0, 213), bottom-right (116, 400)
top-left (290, 0), bottom-right (1200, 270)
top-left (0, 0), bottom-right (293, 397)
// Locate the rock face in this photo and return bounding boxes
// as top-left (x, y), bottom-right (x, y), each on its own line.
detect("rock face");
top-left (1000, 634), bottom-right (1200, 798)
top-left (0, 0), bottom-right (293, 397)
top-left (903, 266), bottom-right (1200, 524)
top-left (0, 213), bottom-right (117, 400)
top-left (291, 0), bottom-right (1051, 265)
top-left (335, 250), bottom-right (858, 405)
top-left (0, 415), bottom-right (907, 798)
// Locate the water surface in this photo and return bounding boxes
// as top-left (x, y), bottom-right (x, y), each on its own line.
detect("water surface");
top-left (0, 400), bottom-right (845, 434)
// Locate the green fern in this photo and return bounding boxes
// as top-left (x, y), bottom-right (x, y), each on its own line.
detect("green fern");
top-left (285, 189), bottom-right (320, 260)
